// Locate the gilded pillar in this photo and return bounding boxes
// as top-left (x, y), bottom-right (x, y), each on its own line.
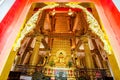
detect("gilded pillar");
top-left (94, 54), bottom-right (102, 68)
top-left (11, 55), bottom-right (21, 71)
top-left (29, 36), bottom-right (43, 65)
top-left (83, 37), bottom-right (94, 69)
top-left (102, 60), bottom-right (108, 69)
top-left (22, 51), bottom-right (32, 65)
top-left (83, 37), bottom-right (94, 79)
top-left (15, 55), bottom-right (22, 65)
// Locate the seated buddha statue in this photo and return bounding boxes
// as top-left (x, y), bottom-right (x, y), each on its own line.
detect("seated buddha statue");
top-left (55, 52), bottom-right (66, 67)
top-left (58, 52), bottom-right (65, 63)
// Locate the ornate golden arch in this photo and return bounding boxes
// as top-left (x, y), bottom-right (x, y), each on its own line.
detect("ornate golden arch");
top-left (13, 2), bottom-right (112, 55)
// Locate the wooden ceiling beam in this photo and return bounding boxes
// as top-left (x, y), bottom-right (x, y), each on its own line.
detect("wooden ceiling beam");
top-left (28, 47), bottom-right (48, 51)
top-left (44, 32), bottom-right (75, 38)
top-left (77, 49), bottom-right (95, 53)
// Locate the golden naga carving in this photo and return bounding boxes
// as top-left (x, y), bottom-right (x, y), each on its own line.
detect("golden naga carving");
top-left (13, 2), bottom-right (112, 55)
top-left (37, 57), bottom-right (47, 67)
top-left (66, 2), bottom-right (112, 54)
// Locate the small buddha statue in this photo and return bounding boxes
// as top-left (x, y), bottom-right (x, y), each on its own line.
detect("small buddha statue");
top-left (58, 52), bottom-right (65, 63)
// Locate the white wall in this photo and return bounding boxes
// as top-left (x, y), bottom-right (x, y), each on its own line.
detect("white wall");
top-left (0, 0), bottom-right (15, 22)
top-left (112, 0), bottom-right (120, 12)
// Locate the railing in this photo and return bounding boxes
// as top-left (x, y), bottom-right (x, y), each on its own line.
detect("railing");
top-left (14, 65), bottom-right (113, 80)
top-left (74, 68), bottom-right (113, 80)
top-left (14, 65), bottom-right (44, 75)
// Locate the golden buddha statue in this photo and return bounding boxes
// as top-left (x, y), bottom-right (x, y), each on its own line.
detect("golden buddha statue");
top-left (55, 52), bottom-right (66, 67)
